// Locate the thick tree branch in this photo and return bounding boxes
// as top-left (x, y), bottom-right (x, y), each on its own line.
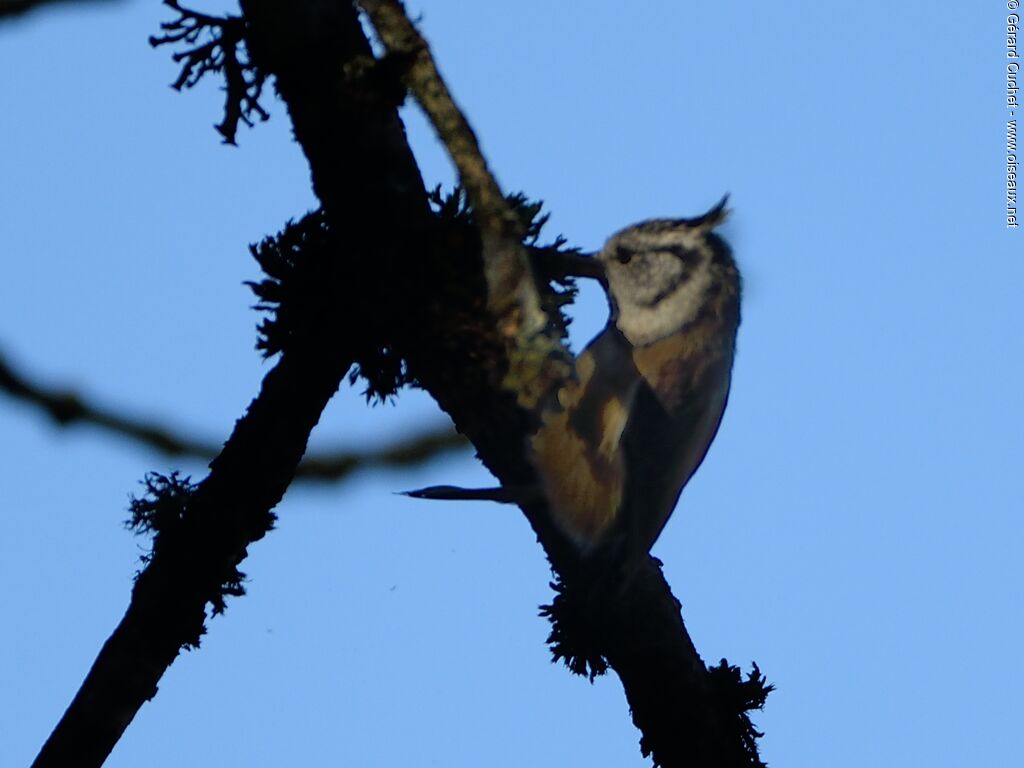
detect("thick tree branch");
top-left (33, 349), bottom-right (353, 768)
top-left (0, 348), bottom-right (466, 480)
top-left (34, 3), bottom-right (436, 765)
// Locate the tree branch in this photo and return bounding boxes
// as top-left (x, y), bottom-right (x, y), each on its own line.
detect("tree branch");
top-left (358, 0), bottom-right (571, 415)
top-left (0, 348), bottom-right (466, 480)
top-left (33, 349), bottom-right (353, 768)
top-left (33, 2), bottom-right (437, 764)
top-left (0, 348), bottom-right (210, 457)
top-left (0, 0), bottom-right (119, 20)
top-left (294, 426), bottom-right (466, 481)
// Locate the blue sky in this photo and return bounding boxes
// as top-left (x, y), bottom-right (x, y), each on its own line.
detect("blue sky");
top-left (1, 2), bottom-right (1019, 766)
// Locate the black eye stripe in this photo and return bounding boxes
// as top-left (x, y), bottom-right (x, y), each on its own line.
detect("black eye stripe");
top-left (639, 269), bottom-right (692, 307)
top-left (613, 244), bottom-right (701, 266)
top-left (659, 245), bottom-right (701, 265)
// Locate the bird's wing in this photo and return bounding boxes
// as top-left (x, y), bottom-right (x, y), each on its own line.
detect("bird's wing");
top-left (620, 338), bottom-right (734, 554)
top-left (530, 325), bottom-right (641, 546)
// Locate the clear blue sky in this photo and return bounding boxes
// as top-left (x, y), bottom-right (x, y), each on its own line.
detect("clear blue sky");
top-left (1, 2), bottom-right (1019, 766)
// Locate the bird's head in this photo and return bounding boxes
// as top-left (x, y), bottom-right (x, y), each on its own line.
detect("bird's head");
top-left (597, 196), bottom-right (735, 346)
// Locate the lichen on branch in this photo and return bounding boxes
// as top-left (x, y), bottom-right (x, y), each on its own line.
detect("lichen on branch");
top-left (150, 0), bottom-right (268, 144)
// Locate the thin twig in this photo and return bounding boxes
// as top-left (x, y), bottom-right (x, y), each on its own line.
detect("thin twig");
top-left (0, 0), bottom-right (119, 19)
top-left (0, 349), bottom-right (466, 480)
top-left (295, 428), bottom-right (466, 480)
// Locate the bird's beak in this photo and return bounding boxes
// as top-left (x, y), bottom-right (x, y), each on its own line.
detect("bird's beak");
top-left (532, 249), bottom-right (607, 284)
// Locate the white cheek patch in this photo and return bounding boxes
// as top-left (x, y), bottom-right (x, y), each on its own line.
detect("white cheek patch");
top-left (615, 271), bottom-right (712, 346)
top-left (600, 221), bottom-right (720, 346)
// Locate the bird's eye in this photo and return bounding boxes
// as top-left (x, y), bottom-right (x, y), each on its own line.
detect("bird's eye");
top-left (615, 247), bottom-right (632, 264)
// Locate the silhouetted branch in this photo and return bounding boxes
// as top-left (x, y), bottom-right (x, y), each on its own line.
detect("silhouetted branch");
top-left (294, 427), bottom-right (466, 481)
top-left (0, 349), bottom-right (212, 457)
top-left (0, 348), bottom-right (466, 480)
top-left (0, 0), bottom-right (118, 20)
top-left (33, 3), bottom-right (435, 763)
top-left (33, 349), bottom-right (355, 768)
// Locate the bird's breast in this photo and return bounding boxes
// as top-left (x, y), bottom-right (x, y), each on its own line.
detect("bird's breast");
top-left (630, 320), bottom-right (731, 412)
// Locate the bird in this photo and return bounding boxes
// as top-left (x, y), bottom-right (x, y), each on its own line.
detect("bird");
top-left (409, 196), bottom-right (741, 559)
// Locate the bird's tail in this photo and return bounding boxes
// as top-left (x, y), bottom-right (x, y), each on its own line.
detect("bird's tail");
top-left (401, 484), bottom-right (529, 504)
